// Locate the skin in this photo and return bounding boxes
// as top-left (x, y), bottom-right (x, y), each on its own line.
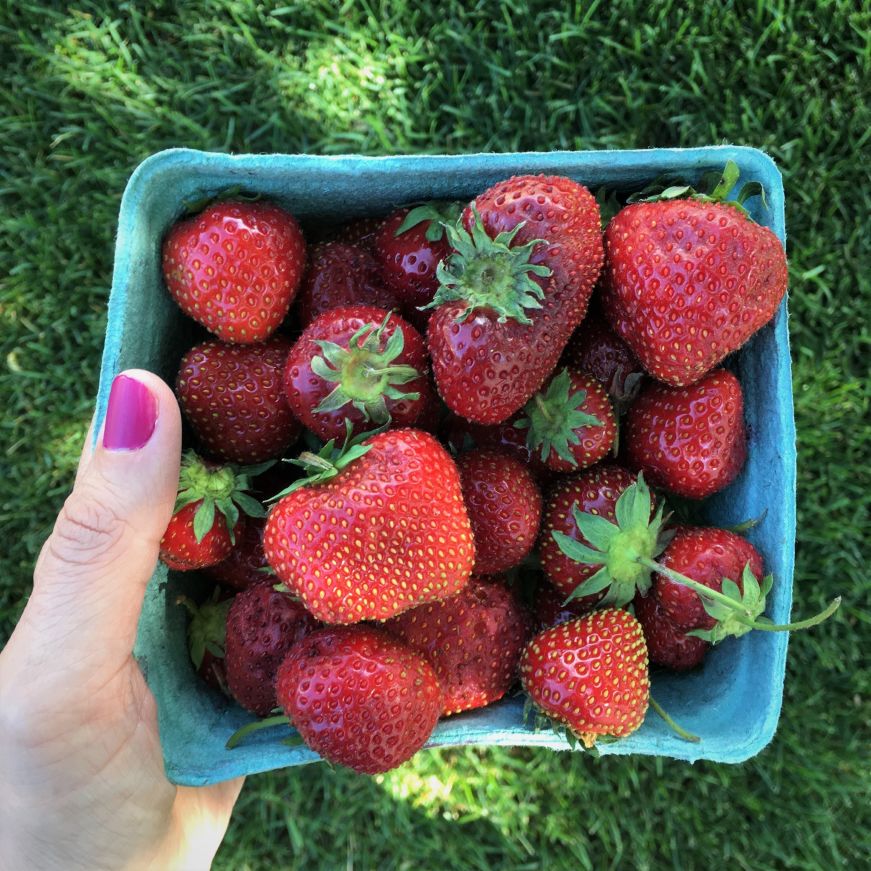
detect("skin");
top-left (0, 371), bottom-right (243, 871)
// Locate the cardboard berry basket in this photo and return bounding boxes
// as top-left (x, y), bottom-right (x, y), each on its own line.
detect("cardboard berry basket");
top-left (96, 146), bottom-right (794, 785)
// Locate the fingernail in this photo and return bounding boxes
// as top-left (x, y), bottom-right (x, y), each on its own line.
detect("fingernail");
top-left (102, 374), bottom-right (158, 451)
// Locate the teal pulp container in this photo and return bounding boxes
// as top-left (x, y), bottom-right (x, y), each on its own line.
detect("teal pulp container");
top-left (97, 147), bottom-right (795, 785)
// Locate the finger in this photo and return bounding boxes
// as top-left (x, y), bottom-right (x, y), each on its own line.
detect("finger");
top-left (26, 370), bottom-right (182, 671)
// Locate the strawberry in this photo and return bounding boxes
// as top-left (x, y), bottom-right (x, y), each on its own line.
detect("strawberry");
top-left (159, 452), bottom-right (266, 571)
top-left (601, 162), bottom-right (788, 386)
top-left (632, 590), bottom-right (709, 671)
top-left (284, 306), bottom-right (428, 442)
top-left (561, 306), bottom-right (644, 405)
top-left (275, 625), bottom-right (442, 773)
top-left (264, 428), bottom-right (475, 623)
top-left (176, 336), bottom-right (301, 464)
top-left (514, 367), bottom-right (616, 472)
top-left (533, 579), bottom-right (596, 630)
top-left (162, 199), bottom-right (306, 343)
top-left (224, 582), bottom-right (320, 716)
top-left (296, 242), bottom-right (400, 328)
top-left (205, 516), bottom-right (270, 591)
top-left (624, 368), bottom-right (746, 499)
top-left (325, 215), bottom-right (384, 252)
top-left (384, 576), bottom-right (531, 715)
top-left (373, 204), bottom-right (457, 329)
top-left (538, 465), bottom-right (662, 607)
top-left (426, 175), bottom-right (603, 424)
top-left (520, 608), bottom-right (650, 747)
top-left (177, 588), bottom-right (233, 693)
top-left (457, 448), bottom-right (542, 575)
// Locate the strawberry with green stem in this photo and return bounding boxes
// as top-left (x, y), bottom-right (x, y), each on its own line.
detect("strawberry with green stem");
top-left (176, 588), bottom-right (232, 693)
top-left (159, 451), bottom-right (269, 571)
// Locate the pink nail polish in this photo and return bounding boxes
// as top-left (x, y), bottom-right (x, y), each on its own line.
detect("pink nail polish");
top-left (102, 374), bottom-right (157, 450)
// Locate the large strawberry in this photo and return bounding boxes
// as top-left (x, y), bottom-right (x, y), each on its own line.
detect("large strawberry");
top-left (264, 428), bottom-right (475, 623)
top-left (520, 608), bottom-right (650, 747)
top-left (514, 367), bottom-right (616, 472)
top-left (176, 336), bottom-right (301, 464)
top-left (284, 306), bottom-right (428, 441)
top-left (385, 576), bottom-right (531, 715)
top-left (427, 175), bottom-right (603, 424)
top-left (624, 368), bottom-right (746, 499)
top-left (159, 452), bottom-right (266, 571)
top-left (162, 199), bottom-right (306, 343)
top-left (275, 625), bottom-right (442, 773)
top-left (224, 582), bottom-right (320, 716)
top-left (457, 448), bottom-right (542, 575)
top-left (296, 242), bottom-right (400, 327)
top-left (601, 162), bottom-right (788, 386)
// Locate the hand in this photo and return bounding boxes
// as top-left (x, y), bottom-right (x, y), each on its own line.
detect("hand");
top-left (0, 371), bottom-right (244, 871)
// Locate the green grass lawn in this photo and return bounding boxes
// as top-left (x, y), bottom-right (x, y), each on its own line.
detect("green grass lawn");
top-left (1, 1), bottom-right (869, 868)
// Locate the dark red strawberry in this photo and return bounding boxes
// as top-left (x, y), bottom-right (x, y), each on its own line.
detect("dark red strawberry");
top-left (284, 306), bottom-right (428, 442)
top-left (296, 242), bottom-right (400, 327)
top-left (275, 625), bottom-right (442, 773)
top-left (162, 200), bottom-right (306, 343)
top-left (159, 452), bottom-right (265, 571)
top-left (427, 175), bottom-right (604, 424)
top-left (384, 576), bottom-right (531, 715)
top-left (561, 307), bottom-right (644, 404)
top-left (177, 588), bottom-right (233, 693)
top-left (533, 579), bottom-right (596, 630)
top-left (176, 336), bottom-right (301, 464)
top-left (413, 379), bottom-right (443, 434)
top-left (224, 582), bottom-right (320, 716)
top-left (514, 368), bottom-right (616, 472)
top-left (520, 608), bottom-right (650, 747)
top-left (264, 428), bottom-right (475, 624)
top-left (633, 590), bottom-right (709, 671)
top-left (601, 162), bottom-right (788, 386)
top-left (538, 465), bottom-right (663, 607)
top-left (327, 215), bottom-right (385, 252)
top-left (205, 516), bottom-right (270, 591)
top-left (457, 448), bottom-right (542, 575)
top-left (624, 368), bottom-right (747, 499)
top-left (373, 204), bottom-right (457, 329)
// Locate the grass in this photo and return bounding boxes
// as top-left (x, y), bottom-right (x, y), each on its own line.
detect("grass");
top-left (1, 1), bottom-right (869, 868)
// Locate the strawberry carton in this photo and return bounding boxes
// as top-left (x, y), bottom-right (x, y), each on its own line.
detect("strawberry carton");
top-left (99, 147), bottom-right (796, 784)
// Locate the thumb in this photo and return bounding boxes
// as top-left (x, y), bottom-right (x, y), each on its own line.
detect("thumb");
top-left (26, 370), bottom-right (182, 670)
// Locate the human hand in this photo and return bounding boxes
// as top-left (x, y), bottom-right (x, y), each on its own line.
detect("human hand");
top-left (0, 371), bottom-right (244, 871)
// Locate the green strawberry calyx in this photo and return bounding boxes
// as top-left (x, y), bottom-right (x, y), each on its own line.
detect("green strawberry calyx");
top-left (635, 557), bottom-right (841, 644)
top-left (425, 205), bottom-right (552, 325)
top-left (312, 313), bottom-right (421, 425)
top-left (552, 474), bottom-right (670, 607)
top-left (176, 590), bottom-right (231, 670)
top-left (627, 160), bottom-right (768, 219)
top-left (514, 367), bottom-right (603, 466)
top-left (394, 201), bottom-right (463, 242)
top-left (173, 451), bottom-right (269, 545)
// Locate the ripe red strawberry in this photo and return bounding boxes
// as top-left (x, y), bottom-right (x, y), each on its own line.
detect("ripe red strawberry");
top-left (177, 588), bottom-right (233, 693)
top-left (275, 625), bottom-right (442, 773)
top-left (561, 307), bottom-right (644, 404)
top-left (457, 448), bottom-right (542, 575)
top-left (633, 590), bottom-right (709, 671)
top-left (373, 204), bottom-right (457, 329)
top-left (162, 199), bottom-right (306, 343)
top-left (176, 336), bottom-right (301, 464)
top-left (264, 428), bottom-right (475, 623)
top-left (284, 306), bottom-right (428, 442)
top-left (326, 215), bottom-right (384, 252)
top-left (538, 465), bottom-right (659, 607)
top-left (601, 163), bottom-right (788, 386)
top-left (520, 608), bottom-right (650, 747)
top-left (427, 175), bottom-right (604, 424)
top-left (205, 516), bottom-right (270, 591)
top-left (514, 368), bottom-right (616, 472)
top-left (625, 368), bottom-right (747, 499)
top-left (384, 576), bottom-right (531, 715)
top-left (296, 242), bottom-right (400, 327)
top-left (224, 582), bottom-right (320, 716)
top-left (159, 452), bottom-right (265, 571)
top-left (533, 579), bottom-right (596, 630)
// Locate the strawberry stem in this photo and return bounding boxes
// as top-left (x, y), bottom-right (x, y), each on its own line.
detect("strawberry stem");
top-left (747, 597), bottom-right (841, 631)
top-left (225, 714), bottom-right (293, 750)
top-left (648, 696), bottom-right (699, 743)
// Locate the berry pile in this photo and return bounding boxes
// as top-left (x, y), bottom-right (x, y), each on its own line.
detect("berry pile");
top-left (158, 164), bottom-right (838, 773)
